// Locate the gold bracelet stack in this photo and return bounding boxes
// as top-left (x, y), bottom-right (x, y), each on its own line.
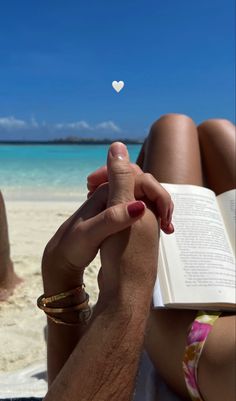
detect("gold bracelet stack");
top-left (37, 284), bottom-right (92, 326)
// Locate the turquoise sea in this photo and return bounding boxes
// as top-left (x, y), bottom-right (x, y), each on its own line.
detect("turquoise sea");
top-left (0, 144), bottom-right (142, 201)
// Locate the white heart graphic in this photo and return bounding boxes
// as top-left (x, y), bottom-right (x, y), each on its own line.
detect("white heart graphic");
top-left (112, 80), bottom-right (124, 93)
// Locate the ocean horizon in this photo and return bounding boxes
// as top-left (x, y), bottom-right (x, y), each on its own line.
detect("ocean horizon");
top-left (0, 144), bottom-right (142, 201)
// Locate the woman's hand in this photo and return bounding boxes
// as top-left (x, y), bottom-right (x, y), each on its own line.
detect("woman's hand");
top-left (87, 161), bottom-right (174, 234)
top-left (42, 184), bottom-right (146, 296)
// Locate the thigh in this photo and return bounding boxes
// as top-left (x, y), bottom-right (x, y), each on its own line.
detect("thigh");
top-left (198, 119), bottom-right (236, 195)
top-left (140, 115), bottom-right (235, 400)
top-left (145, 309), bottom-right (196, 399)
top-left (198, 314), bottom-right (236, 401)
top-left (139, 114), bottom-right (204, 398)
top-left (137, 114), bottom-right (204, 186)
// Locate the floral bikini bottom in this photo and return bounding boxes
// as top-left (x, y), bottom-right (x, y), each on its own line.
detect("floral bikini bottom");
top-left (183, 311), bottom-right (221, 401)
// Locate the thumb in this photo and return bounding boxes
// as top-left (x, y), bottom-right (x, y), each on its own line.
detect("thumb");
top-left (81, 200), bottom-right (146, 248)
top-left (107, 142), bottom-right (135, 207)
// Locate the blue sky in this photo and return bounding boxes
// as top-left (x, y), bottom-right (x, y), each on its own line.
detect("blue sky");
top-left (0, 0), bottom-right (235, 140)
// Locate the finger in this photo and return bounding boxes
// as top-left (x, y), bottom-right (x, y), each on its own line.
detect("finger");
top-left (88, 166), bottom-right (174, 226)
top-left (167, 200), bottom-right (174, 225)
top-left (87, 163), bottom-right (142, 192)
top-left (75, 200), bottom-right (146, 253)
top-left (87, 166), bottom-right (108, 191)
top-left (55, 184), bottom-right (109, 239)
top-left (69, 184), bottom-right (108, 223)
top-left (88, 170), bottom-right (174, 234)
top-left (161, 199), bottom-right (175, 234)
top-left (107, 142), bottom-right (135, 206)
top-left (134, 173), bottom-right (174, 231)
top-left (161, 199), bottom-right (174, 234)
top-left (163, 222), bottom-right (175, 235)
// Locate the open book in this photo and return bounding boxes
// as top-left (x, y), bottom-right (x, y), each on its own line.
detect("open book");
top-left (153, 184), bottom-right (236, 311)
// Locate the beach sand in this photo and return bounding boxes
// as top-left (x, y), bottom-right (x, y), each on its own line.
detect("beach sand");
top-left (0, 201), bottom-right (100, 373)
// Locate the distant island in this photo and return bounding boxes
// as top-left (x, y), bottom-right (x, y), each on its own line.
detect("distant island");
top-left (0, 136), bottom-right (144, 145)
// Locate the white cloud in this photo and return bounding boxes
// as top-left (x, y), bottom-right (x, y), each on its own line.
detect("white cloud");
top-left (0, 116), bottom-right (122, 135)
top-left (31, 117), bottom-right (39, 128)
top-left (55, 120), bottom-right (120, 132)
top-left (68, 121), bottom-right (91, 130)
top-left (0, 116), bottom-right (27, 130)
top-left (96, 121), bottom-right (121, 133)
top-left (55, 121), bottom-right (91, 130)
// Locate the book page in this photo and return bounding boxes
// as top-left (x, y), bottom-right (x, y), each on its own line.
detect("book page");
top-left (153, 242), bottom-right (171, 307)
top-left (217, 189), bottom-right (236, 255)
top-left (153, 278), bottom-right (164, 308)
top-left (159, 184), bottom-right (235, 306)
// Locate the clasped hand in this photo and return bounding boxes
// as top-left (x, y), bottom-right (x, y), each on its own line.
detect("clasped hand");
top-left (42, 142), bottom-right (174, 300)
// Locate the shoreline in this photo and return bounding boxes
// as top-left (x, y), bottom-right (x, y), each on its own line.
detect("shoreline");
top-left (2, 189), bottom-right (88, 203)
top-left (0, 140), bottom-right (143, 145)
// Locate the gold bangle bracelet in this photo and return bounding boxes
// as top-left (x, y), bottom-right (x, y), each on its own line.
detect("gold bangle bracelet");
top-left (37, 293), bottom-right (89, 314)
top-left (37, 289), bottom-right (92, 325)
top-left (38, 283), bottom-right (85, 306)
top-left (45, 306), bottom-right (93, 326)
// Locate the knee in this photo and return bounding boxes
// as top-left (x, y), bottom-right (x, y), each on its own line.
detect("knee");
top-left (198, 118), bottom-right (234, 139)
top-left (150, 114), bottom-right (194, 136)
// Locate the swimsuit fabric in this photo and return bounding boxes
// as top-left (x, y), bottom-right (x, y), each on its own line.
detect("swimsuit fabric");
top-left (183, 311), bottom-right (221, 401)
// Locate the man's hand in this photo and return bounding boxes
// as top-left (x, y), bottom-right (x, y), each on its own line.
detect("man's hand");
top-left (98, 142), bottom-right (160, 307)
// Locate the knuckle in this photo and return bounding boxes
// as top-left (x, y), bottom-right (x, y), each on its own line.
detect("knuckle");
top-left (73, 220), bottom-right (84, 236)
top-left (165, 191), bottom-right (172, 204)
top-left (144, 172), bottom-right (155, 182)
top-left (109, 192), bottom-right (133, 206)
top-left (161, 186), bottom-right (172, 203)
top-left (111, 161), bottom-right (133, 177)
top-left (72, 221), bottom-right (88, 245)
top-left (156, 192), bottom-right (171, 213)
top-left (131, 163), bottom-right (142, 175)
top-left (103, 207), bottom-right (118, 226)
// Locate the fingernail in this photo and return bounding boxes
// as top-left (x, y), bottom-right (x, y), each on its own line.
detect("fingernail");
top-left (164, 222), bottom-right (174, 234)
top-left (110, 142), bottom-right (127, 159)
top-left (127, 201), bottom-right (146, 218)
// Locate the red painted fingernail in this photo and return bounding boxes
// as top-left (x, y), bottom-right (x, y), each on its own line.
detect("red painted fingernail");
top-left (127, 201), bottom-right (145, 218)
top-left (166, 223), bottom-right (175, 234)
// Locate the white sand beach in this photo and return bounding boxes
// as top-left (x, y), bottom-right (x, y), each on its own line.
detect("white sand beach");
top-left (0, 201), bottom-right (100, 373)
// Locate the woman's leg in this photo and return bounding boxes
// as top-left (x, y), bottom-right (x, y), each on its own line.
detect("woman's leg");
top-left (196, 118), bottom-right (236, 401)
top-left (141, 114), bottom-right (204, 185)
top-left (0, 191), bottom-right (22, 301)
top-left (138, 114), bottom-right (203, 399)
top-left (197, 119), bottom-right (236, 195)
top-left (137, 114), bottom-right (235, 401)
